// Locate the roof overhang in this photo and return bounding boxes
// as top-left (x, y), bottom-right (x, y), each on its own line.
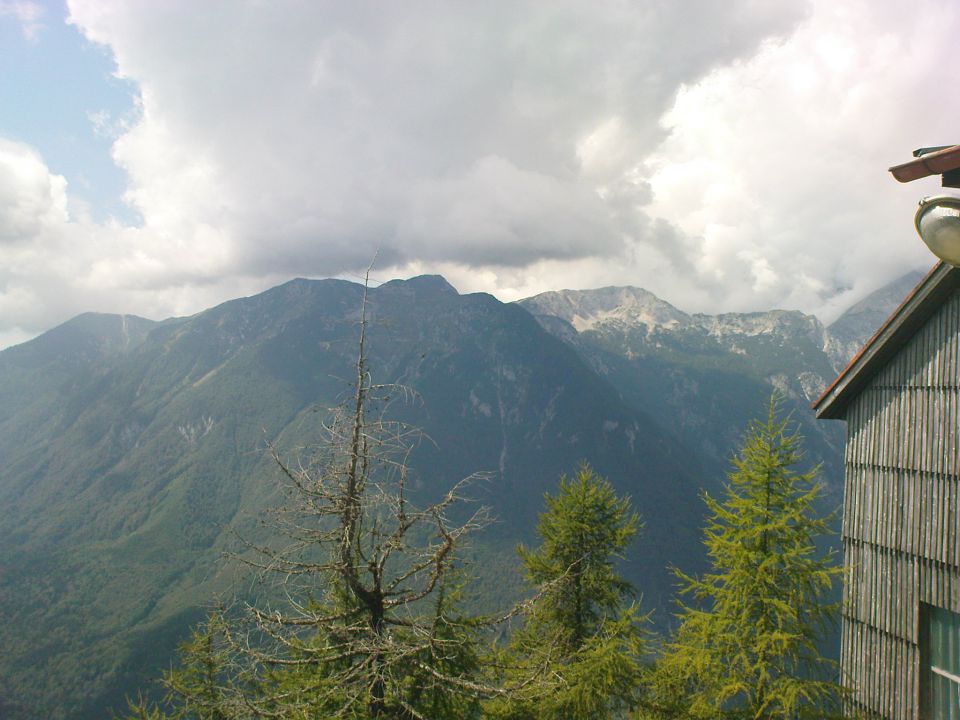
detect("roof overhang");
top-left (814, 262), bottom-right (960, 419)
top-left (889, 145), bottom-right (960, 186)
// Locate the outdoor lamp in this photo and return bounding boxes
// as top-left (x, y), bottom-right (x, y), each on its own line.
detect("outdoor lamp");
top-left (890, 145), bottom-right (960, 265)
top-left (915, 195), bottom-right (960, 266)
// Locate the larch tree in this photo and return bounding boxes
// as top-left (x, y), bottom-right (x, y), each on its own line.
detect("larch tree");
top-left (487, 463), bottom-right (646, 720)
top-left (648, 395), bottom-right (841, 720)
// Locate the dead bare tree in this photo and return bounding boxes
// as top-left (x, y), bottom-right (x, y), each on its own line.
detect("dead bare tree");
top-left (205, 266), bottom-right (518, 719)
top-left (118, 264), bottom-right (562, 720)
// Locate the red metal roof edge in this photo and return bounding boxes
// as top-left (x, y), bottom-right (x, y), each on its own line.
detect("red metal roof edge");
top-left (812, 262), bottom-right (946, 417)
top-left (889, 145), bottom-right (960, 183)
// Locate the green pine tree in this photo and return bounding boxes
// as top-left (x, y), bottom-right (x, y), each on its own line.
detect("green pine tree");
top-left (161, 614), bottom-right (234, 719)
top-left (487, 463), bottom-right (646, 719)
top-left (403, 576), bottom-right (485, 719)
top-left (118, 613), bottom-right (235, 720)
top-left (649, 395), bottom-right (840, 720)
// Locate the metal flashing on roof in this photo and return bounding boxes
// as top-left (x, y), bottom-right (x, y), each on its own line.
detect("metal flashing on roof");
top-left (813, 262), bottom-right (960, 419)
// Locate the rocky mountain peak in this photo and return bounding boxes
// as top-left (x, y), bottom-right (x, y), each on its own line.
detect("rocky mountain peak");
top-left (519, 286), bottom-right (690, 333)
top-left (694, 309), bottom-right (826, 345)
top-left (520, 286), bottom-right (828, 346)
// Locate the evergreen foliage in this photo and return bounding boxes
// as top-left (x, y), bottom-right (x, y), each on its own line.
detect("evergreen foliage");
top-left (121, 615), bottom-right (234, 720)
top-left (487, 464), bottom-right (646, 719)
top-left (117, 360), bottom-right (846, 719)
top-left (647, 395), bottom-right (841, 719)
top-left (163, 614), bottom-right (233, 719)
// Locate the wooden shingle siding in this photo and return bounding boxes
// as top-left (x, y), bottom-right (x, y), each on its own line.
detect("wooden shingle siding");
top-left (844, 468), bottom-right (959, 565)
top-left (843, 617), bottom-right (917, 719)
top-left (841, 289), bottom-right (960, 719)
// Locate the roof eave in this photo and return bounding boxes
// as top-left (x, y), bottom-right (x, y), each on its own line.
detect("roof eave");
top-left (889, 145), bottom-right (960, 183)
top-left (814, 262), bottom-right (958, 420)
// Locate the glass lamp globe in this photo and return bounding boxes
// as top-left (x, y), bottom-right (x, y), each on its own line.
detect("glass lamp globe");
top-left (915, 195), bottom-right (960, 266)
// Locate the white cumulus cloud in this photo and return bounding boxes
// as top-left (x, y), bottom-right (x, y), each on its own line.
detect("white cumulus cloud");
top-left (2, 1), bottom-right (958, 348)
top-left (61, 1), bottom-right (803, 294)
top-left (643, 0), bottom-right (959, 320)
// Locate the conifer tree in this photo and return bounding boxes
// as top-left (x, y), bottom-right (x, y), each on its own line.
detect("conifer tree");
top-left (649, 395), bottom-right (840, 720)
top-left (119, 614), bottom-right (234, 719)
top-left (162, 614), bottom-right (233, 720)
top-left (487, 464), bottom-right (646, 720)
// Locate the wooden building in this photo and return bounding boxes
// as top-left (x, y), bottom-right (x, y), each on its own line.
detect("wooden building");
top-left (815, 262), bottom-right (960, 719)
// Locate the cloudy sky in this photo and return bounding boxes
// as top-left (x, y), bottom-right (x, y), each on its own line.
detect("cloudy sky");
top-left (1, 0), bottom-right (957, 349)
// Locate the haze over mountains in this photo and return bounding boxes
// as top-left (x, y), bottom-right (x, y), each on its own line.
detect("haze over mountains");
top-left (0, 268), bottom-right (925, 718)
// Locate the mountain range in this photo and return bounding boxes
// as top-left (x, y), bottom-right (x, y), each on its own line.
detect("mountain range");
top-left (0, 268), bottom-right (926, 718)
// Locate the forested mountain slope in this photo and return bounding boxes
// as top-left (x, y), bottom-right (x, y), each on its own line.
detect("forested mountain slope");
top-left (518, 287), bottom-right (845, 490)
top-left (0, 269), bottom-right (923, 718)
top-left (517, 269), bottom-right (926, 492)
top-left (0, 276), bottom-right (706, 719)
